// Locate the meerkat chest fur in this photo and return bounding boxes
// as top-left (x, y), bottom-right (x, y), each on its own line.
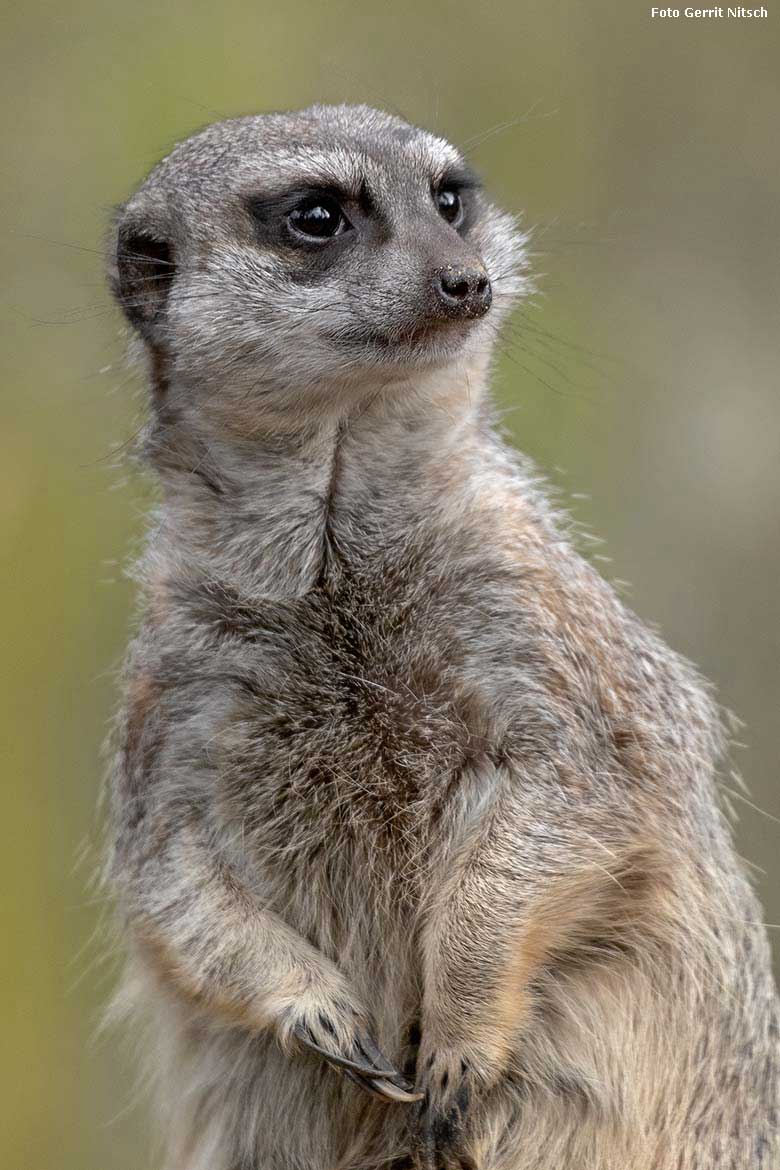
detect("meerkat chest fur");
top-left (137, 387), bottom-right (705, 923)
top-left (143, 405), bottom-right (553, 885)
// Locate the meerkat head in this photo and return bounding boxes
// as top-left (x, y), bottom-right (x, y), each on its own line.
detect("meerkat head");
top-left (110, 104), bottom-right (529, 428)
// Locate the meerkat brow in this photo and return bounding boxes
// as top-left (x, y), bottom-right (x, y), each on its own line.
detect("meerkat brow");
top-left (242, 179), bottom-right (376, 225)
top-left (434, 162), bottom-right (482, 193)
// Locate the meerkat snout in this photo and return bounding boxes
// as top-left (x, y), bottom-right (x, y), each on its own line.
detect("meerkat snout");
top-left (433, 262), bottom-right (492, 319)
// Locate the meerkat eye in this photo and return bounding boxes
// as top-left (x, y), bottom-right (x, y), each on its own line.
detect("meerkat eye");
top-left (287, 196), bottom-right (350, 241)
top-left (435, 188), bottom-right (463, 227)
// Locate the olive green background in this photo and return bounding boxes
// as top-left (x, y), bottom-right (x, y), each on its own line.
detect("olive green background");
top-left (2, 1), bottom-right (779, 1166)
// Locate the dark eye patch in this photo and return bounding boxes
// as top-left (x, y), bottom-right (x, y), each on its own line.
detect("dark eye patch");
top-left (241, 185), bottom-right (361, 283)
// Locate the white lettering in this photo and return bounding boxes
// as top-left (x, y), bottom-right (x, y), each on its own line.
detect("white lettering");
top-left (653, 3), bottom-right (767, 17)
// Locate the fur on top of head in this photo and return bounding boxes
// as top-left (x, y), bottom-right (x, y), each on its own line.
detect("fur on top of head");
top-left (109, 104), bottom-right (530, 427)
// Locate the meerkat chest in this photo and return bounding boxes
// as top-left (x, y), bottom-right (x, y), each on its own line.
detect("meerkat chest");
top-left (205, 560), bottom-right (515, 856)
top-left (197, 530), bottom-right (645, 865)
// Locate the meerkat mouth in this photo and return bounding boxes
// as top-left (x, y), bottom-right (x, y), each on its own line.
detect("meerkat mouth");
top-left (347, 315), bottom-right (482, 365)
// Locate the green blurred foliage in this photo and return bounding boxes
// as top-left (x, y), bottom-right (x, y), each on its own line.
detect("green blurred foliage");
top-left (1, 1), bottom-right (779, 1165)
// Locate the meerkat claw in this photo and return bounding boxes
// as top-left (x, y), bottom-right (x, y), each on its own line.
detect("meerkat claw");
top-left (352, 1032), bottom-right (402, 1073)
top-left (293, 1022), bottom-right (419, 1097)
top-left (293, 1022), bottom-right (395, 1075)
top-left (340, 1066), bottom-right (425, 1103)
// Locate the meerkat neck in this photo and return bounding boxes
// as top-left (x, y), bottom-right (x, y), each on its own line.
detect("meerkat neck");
top-left (149, 369), bottom-right (493, 597)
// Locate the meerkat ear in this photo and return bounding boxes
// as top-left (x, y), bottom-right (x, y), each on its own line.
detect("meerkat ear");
top-left (110, 208), bottom-right (176, 343)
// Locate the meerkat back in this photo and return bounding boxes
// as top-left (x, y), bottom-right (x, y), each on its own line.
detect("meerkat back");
top-left (106, 104), bottom-right (779, 1170)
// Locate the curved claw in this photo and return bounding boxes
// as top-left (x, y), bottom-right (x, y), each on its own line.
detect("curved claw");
top-left (340, 1066), bottom-right (425, 1103)
top-left (354, 1032), bottom-right (401, 1074)
top-left (293, 1023), bottom-right (398, 1077)
top-left (293, 1022), bottom-right (424, 1103)
top-left (367, 1078), bottom-right (425, 1103)
top-left (341, 1067), bottom-right (423, 1099)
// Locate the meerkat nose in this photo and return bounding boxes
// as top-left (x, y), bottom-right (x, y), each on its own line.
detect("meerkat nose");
top-left (433, 264), bottom-right (493, 319)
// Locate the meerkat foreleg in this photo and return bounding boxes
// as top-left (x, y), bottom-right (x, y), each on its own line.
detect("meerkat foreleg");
top-left (115, 806), bottom-right (418, 1102)
top-left (413, 769), bottom-right (666, 1168)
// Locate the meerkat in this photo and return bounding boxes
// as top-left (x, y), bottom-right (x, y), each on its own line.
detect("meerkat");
top-left (105, 104), bottom-right (779, 1170)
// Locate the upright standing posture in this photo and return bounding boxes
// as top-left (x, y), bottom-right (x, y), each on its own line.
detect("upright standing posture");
top-left (107, 105), bottom-right (778, 1170)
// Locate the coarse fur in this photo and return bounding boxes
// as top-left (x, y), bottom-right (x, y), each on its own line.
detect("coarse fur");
top-left (105, 104), bottom-right (779, 1169)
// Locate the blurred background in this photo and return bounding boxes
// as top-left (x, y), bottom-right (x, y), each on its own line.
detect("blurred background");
top-left (2, 0), bottom-right (779, 1165)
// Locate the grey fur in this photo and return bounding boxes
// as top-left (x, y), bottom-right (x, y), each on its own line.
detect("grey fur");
top-left (105, 104), bottom-right (779, 1169)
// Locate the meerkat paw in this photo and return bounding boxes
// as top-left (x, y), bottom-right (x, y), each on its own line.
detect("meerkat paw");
top-left (413, 1045), bottom-right (485, 1170)
top-left (287, 1000), bottom-right (423, 1103)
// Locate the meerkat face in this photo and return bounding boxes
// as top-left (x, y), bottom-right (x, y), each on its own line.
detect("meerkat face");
top-left (110, 105), bottom-right (529, 417)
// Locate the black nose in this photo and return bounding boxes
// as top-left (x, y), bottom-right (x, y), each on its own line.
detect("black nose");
top-left (434, 264), bottom-right (492, 319)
